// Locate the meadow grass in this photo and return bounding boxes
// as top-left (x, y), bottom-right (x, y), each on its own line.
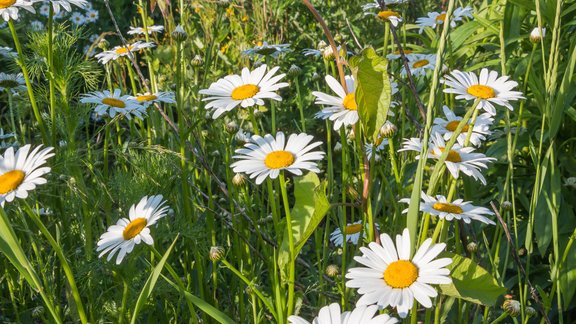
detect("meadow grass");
top-left (0, 0), bottom-right (575, 323)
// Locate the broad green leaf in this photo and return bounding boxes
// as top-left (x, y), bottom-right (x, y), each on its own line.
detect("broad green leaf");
top-left (439, 253), bottom-right (506, 306)
top-left (130, 235), bottom-right (179, 324)
top-left (278, 173), bottom-right (330, 280)
top-left (349, 47), bottom-right (392, 141)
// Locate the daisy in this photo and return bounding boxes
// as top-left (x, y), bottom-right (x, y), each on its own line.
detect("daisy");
top-left (385, 49), bottom-right (414, 60)
top-left (70, 11), bottom-right (85, 26)
top-left (442, 68), bottom-right (524, 116)
top-left (96, 195), bottom-right (170, 264)
top-left (0, 46), bottom-right (17, 57)
top-left (364, 9), bottom-right (403, 27)
top-left (401, 54), bottom-right (436, 77)
top-left (84, 9), bottom-right (98, 23)
top-left (30, 19), bottom-right (43, 30)
top-left (346, 228), bottom-right (452, 318)
top-left (330, 221), bottom-right (379, 247)
top-left (80, 89), bottom-right (147, 120)
top-left (432, 105), bottom-right (493, 147)
top-left (130, 91), bottom-right (176, 108)
top-left (48, 0), bottom-right (87, 14)
top-left (313, 75), bottom-right (359, 131)
top-left (416, 6), bottom-right (473, 33)
top-left (127, 25), bottom-right (165, 35)
top-left (242, 42), bottom-right (291, 58)
top-left (365, 139), bottom-right (388, 162)
top-left (0, 0), bottom-right (36, 21)
top-left (38, 2), bottom-right (48, 16)
top-left (94, 41), bottom-right (155, 64)
top-left (0, 145), bottom-right (54, 206)
top-left (199, 64), bottom-right (288, 119)
top-left (288, 303), bottom-right (398, 324)
top-left (230, 132), bottom-right (325, 185)
top-left (399, 134), bottom-right (496, 185)
top-left (400, 192), bottom-right (495, 225)
top-left (362, 0), bottom-right (406, 11)
top-left (0, 72), bottom-right (26, 93)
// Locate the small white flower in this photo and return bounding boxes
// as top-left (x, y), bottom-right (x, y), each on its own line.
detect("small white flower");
top-left (85, 9), bottom-right (98, 23)
top-left (365, 140), bottom-right (389, 162)
top-left (129, 91), bottom-right (176, 108)
top-left (313, 75), bottom-right (359, 131)
top-left (432, 105), bottom-right (493, 147)
top-left (330, 221), bottom-right (380, 247)
top-left (0, 46), bottom-right (17, 58)
top-left (362, 0), bottom-right (406, 11)
top-left (288, 303), bottom-right (398, 324)
top-left (231, 132), bottom-right (325, 185)
top-left (94, 41), bottom-right (155, 64)
top-left (69, 11), bottom-right (85, 25)
top-left (0, 72), bottom-right (26, 94)
top-left (30, 19), bottom-right (43, 30)
top-left (401, 54), bottom-right (436, 77)
top-left (80, 89), bottom-right (147, 120)
top-left (127, 25), bottom-right (165, 35)
top-left (49, 0), bottom-right (87, 14)
top-left (442, 68), bottom-right (524, 116)
top-left (416, 6), bottom-right (473, 33)
top-left (96, 195), bottom-right (170, 264)
top-left (0, 0), bottom-right (37, 21)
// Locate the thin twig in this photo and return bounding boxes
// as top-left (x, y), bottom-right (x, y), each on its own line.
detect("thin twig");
top-left (490, 202), bottom-right (551, 324)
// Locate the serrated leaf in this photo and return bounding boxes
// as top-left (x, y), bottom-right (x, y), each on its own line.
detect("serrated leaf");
top-left (349, 47), bottom-right (392, 141)
top-left (278, 173), bottom-right (330, 280)
top-left (439, 253), bottom-right (506, 306)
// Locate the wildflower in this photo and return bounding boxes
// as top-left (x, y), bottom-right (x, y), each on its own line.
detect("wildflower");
top-left (70, 11), bottom-right (86, 26)
top-left (400, 192), bottom-right (496, 225)
top-left (94, 41), bottom-right (155, 64)
top-left (234, 129), bottom-right (251, 144)
top-left (525, 306), bottom-right (537, 317)
top-left (365, 140), bottom-right (388, 162)
top-left (172, 24), bottom-right (187, 42)
top-left (401, 54), bottom-right (436, 77)
top-left (199, 64), bottom-right (288, 119)
top-left (30, 19), bottom-right (43, 31)
top-left (416, 6), bottom-right (473, 33)
top-left (0, 72), bottom-right (26, 94)
top-left (128, 25), bottom-right (165, 35)
top-left (330, 220), bottom-right (379, 246)
top-left (287, 64), bottom-right (301, 77)
top-left (375, 10), bottom-right (403, 27)
top-left (49, 0), bottom-right (87, 14)
top-left (209, 246), bottom-right (225, 261)
top-left (242, 42), bottom-right (291, 59)
top-left (362, 0), bottom-right (406, 11)
top-left (432, 105), bottom-right (493, 147)
top-left (346, 228), bottom-right (452, 318)
top-left (313, 75), bottom-right (358, 131)
top-left (530, 27), bottom-right (545, 43)
top-left (85, 9), bottom-right (98, 23)
top-left (399, 134), bottom-right (496, 185)
top-left (0, 0), bottom-right (36, 21)
top-left (288, 303), bottom-right (398, 324)
top-left (442, 68), bottom-right (524, 116)
top-left (0, 46), bottom-right (17, 58)
top-left (191, 54), bottom-right (203, 66)
top-left (325, 265), bottom-right (339, 277)
top-left (96, 195), bottom-right (170, 264)
top-left (80, 89), bottom-right (147, 120)
top-left (231, 132), bottom-right (325, 185)
top-left (130, 91), bottom-right (176, 108)
top-left (0, 145), bottom-right (54, 207)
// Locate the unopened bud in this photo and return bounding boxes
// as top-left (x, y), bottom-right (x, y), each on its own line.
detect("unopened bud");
top-left (172, 24), bottom-right (188, 42)
top-left (502, 299), bottom-right (521, 317)
top-left (525, 306), bottom-right (537, 317)
top-left (333, 142), bottom-right (342, 153)
top-left (232, 173), bottom-right (246, 186)
top-left (502, 201), bottom-right (512, 210)
top-left (216, 0), bottom-right (230, 7)
top-left (379, 121), bottom-right (397, 138)
top-left (530, 27), bottom-right (545, 43)
top-left (334, 33), bottom-right (344, 43)
top-left (287, 64), bottom-right (302, 77)
top-left (97, 38), bottom-right (109, 50)
top-left (317, 40), bottom-right (327, 50)
top-left (191, 54), bottom-right (203, 66)
top-left (467, 242), bottom-right (478, 253)
top-left (209, 246), bottom-right (225, 261)
top-left (311, 72), bottom-right (321, 82)
top-left (325, 264), bottom-right (340, 277)
top-left (225, 121), bottom-right (239, 134)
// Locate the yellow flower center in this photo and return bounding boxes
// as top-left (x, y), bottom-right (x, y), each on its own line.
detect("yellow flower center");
top-left (122, 217), bottom-right (148, 240)
top-left (432, 202), bottom-right (464, 214)
top-left (136, 94), bottom-right (158, 102)
top-left (412, 59), bottom-right (429, 68)
top-left (102, 98), bottom-right (126, 108)
top-left (231, 84), bottom-right (260, 100)
top-left (439, 147), bottom-right (462, 162)
top-left (264, 150), bottom-right (295, 169)
top-left (435, 13), bottom-right (447, 22)
top-left (384, 260), bottom-right (419, 288)
top-left (377, 10), bottom-right (400, 20)
top-left (467, 85), bottom-right (496, 99)
top-left (344, 223), bottom-right (363, 235)
top-left (0, 0), bottom-right (16, 9)
top-left (0, 170), bottom-right (26, 194)
top-left (115, 45), bottom-right (133, 55)
top-left (0, 79), bottom-right (19, 88)
top-left (342, 93), bottom-right (357, 111)
top-left (445, 120), bottom-right (470, 132)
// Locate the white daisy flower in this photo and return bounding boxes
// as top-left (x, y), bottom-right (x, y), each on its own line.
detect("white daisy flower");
top-left (94, 41), bottom-right (155, 64)
top-left (0, 128), bottom-right (16, 140)
top-left (69, 11), bottom-right (85, 25)
top-left (313, 75), bottom-right (359, 131)
top-left (30, 19), bottom-right (43, 30)
top-left (234, 129), bottom-right (252, 144)
top-left (85, 9), bottom-right (98, 23)
top-left (96, 195), bottom-right (170, 264)
top-left (0, 46), bottom-right (17, 57)
top-left (0, 72), bottom-right (26, 94)
top-left (330, 220), bottom-right (380, 247)
top-left (242, 42), bottom-right (291, 59)
top-left (127, 25), bottom-right (165, 35)
top-left (365, 9), bottom-right (403, 27)
top-left (401, 54), bottom-right (436, 77)
top-left (416, 6), bottom-right (473, 33)
top-left (432, 105), bottom-right (493, 147)
top-left (365, 140), bottom-right (389, 162)
top-left (231, 132), bottom-right (325, 185)
top-left (0, 0), bottom-right (36, 21)
top-left (0, 144), bottom-right (54, 207)
top-left (49, 0), bottom-right (87, 14)
top-left (400, 192), bottom-right (495, 225)
top-left (346, 228), bottom-right (452, 318)
top-left (442, 68), bottom-right (524, 116)
top-left (130, 91), bottom-right (176, 108)
top-left (399, 133), bottom-right (496, 185)
top-left (199, 64), bottom-right (288, 119)
top-left (288, 303), bottom-right (398, 324)
top-left (362, 0), bottom-right (406, 11)
top-left (80, 89), bottom-right (147, 120)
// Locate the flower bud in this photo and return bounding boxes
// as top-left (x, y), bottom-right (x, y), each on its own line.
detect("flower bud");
top-left (379, 121), bottom-right (397, 138)
top-left (502, 299), bottom-right (521, 317)
top-left (232, 173), bottom-right (246, 186)
top-left (334, 33), bottom-right (344, 43)
top-left (225, 121), bottom-right (239, 134)
top-left (530, 27), bottom-right (545, 43)
top-left (172, 24), bottom-right (188, 42)
top-left (502, 201), bottom-right (512, 210)
top-left (525, 306), bottom-right (537, 317)
top-left (191, 54), bottom-right (203, 67)
top-left (466, 242), bottom-right (478, 253)
top-left (317, 40), bottom-right (327, 50)
top-left (333, 142), bottom-right (342, 153)
top-left (311, 72), bottom-right (321, 82)
top-left (209, 246), bottom-right (225, 261)
top-left (287, 64), bottom-right (302, 77)
top-left (325, 264), bottom-right (340, 277)
top-left (565, 177), bottom-right (576, 189)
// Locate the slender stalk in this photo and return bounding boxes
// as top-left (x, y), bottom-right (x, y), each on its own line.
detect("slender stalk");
top-left (278, 173), bottom-right (295, 318)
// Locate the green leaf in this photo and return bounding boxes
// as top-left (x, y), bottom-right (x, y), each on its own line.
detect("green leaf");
top-left (349, 47), bottom-right (392, 141)
top-left (439, 253), bottom-right (507, 306)
top-left (278, 173), bottom-right (330, 280)
top-left (130, 235), bottom-right (179, 324)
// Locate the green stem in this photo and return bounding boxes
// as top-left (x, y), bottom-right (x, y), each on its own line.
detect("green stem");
top-left (278, 173), bottom-right (295, 318)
